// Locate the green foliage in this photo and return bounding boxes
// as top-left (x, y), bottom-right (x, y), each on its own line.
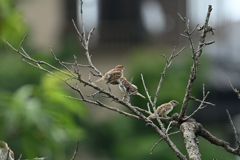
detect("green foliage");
top-left (0, 73), bottom-right (87, 160)
top-left (0, 0), bottom-right (28, 46)
top-left (0, 53), bottom-right (42, 91)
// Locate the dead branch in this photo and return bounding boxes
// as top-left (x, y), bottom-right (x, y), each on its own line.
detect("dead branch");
top-left (150, 131), bottom-right (181, 155)
top-left (183, 91), bottom-right (210, 121)
top-left (153, 46), bottom-right (185, 107)
top-left (17, 154), bottom-right (22, 160)
top-left (134, 106), bottom-right (152, 115)
top-left (141, 74), bottom-right (153, 106)
top-left (143, 46), bottom-right (185, 132)
top-left (179, 5), bottom-right (214, 120)
top-left (71, 140), bottom-right (79, 160)
top-left (227, 78), bottom-right (240, 99)
top-left (226, 110), bottom-right (240, 147)
top-left (189, 96), bottom-right (215, 106)
top-left (196, 122), bottom-right (240, 156)
top-left (72, 19), bottom-right (100, 76)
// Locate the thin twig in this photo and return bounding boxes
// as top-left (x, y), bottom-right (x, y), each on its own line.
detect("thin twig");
top-left (226, 110), bottom-right (240, 147)
top-left (72, 17), bottom-right (101, 75)
top-left (203, 84), bottom-right (205, 97)
top-left (96, 100), bottom-right (141, 120)
top-left (50, 46), bottom-right (76, 77)
top-left (150, 131), bottom-right (181, 155)
top-left (18, 34), bottom-right (28, 53)
top-left (227, 77), bottom-right (240, 99)
top-left (183, 91), bottom-right (210, 121)
top-left (62, 62), bottom-right (91, 68)
top-left (153, 46), bottom-right (185, 107)
top-left (71, 140), bottom-right (79, 160)
top-left (17, 154), bottom-right (22, 160)
top-left (147, 103), bottom-right (152, 113)
top-left (86, 91), bottom-right (101, 98)
top-left (150, 138), bottom-right (163, 155)
top-left (134, 106), bottom-right (151, 115)
top-left (190, 24), bottom-right (200, 35)
top-left (189, 96), bottom-right (215, 106)
top-left (141, 74), bottom-right (153, 106)
top-left (4, 38), bottom-right (74, 78)
top-left (166, 121), bottom-right (173, 134)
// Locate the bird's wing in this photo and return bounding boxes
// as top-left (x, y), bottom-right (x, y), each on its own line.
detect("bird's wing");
top-left (147, 113), bottom-right (156, 120)
top-left (128, 83), bottom-right (137, 93)
top-left (107, 70), bottom-right (122, 83)
top-left (157, 103), bottom-right (171, 114)
top-left (94, 69), bottom-right (115, 82)
top-left (160, 104), bottom-right (172, 114)
top-left (10, 150), bottom-right (14, 159)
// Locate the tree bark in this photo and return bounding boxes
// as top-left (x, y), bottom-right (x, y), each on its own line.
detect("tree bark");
top-left (180, 122), bottom-right (201, 160)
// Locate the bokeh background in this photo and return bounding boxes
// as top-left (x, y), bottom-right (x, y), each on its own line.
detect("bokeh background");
top-left (1, 0), bottom-right (240, 159)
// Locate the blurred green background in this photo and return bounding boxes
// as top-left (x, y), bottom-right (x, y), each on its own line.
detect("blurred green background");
top-left (0, 0), bottom-right (238, 160)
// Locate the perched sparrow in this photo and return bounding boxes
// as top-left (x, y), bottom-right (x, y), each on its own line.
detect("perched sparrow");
top-left (147, 100), bottom-right (179, 119)
top-left (94, 65), bottom-right (125, 84)
top-left (119, 77), bottom-right (146, 99)
top-left (0, 141), bottom-right (14, 160)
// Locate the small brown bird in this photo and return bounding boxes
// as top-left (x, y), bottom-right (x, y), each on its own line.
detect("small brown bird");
top-left (148, 100), bottom-right (179, 119)
top-left (94, 65), bottom-right (125, 84)
top-left (119, 77), bottom-right (146, 99)
top-left (0, 141), bottom-right (14, 160)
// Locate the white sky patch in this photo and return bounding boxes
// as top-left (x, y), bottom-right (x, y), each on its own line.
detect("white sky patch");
top-left (187, 0), bottom-right (240, 26)
top-left (77, 0), bottom-right (98, 30)
top-left (224, 0), bottom-right (240, 22)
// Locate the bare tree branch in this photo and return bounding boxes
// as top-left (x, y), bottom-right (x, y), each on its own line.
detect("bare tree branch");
top-left (196, 122), bottom-right (240, 156)
top-left (183, 91), bottom-right (210, 121)
top-left (179, 5), bottom-right (214, 120)
top-left (145, 46), bottom-right (185, 132)
top-left (134, 106), bottom-right (151, 115)
top-left (227, 77), bottom-right (240, 99)
top-left (72, 19), bottom-right (100, 76)
top-left (153, 46), bottom-right (185, 107)
top-left (150, 138), bottom-right (163, 155)
top-left (17, 154), bottom-right (22, 160)
top-left (226, 110), bottom-right (240, 147)
top-left (180, 122), bottom-right (201, 160)
top-left (150, 130), bottom-right (181, 155)
top-left (141, 74), bottom-right (153, 106)
top-left (189, 96), bottom-right (215, 106)
top-left (71, 140), bottom-right (79, 160)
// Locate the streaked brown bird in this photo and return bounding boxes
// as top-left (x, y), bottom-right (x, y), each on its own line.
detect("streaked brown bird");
top-left (148, 100), bottom-right (179, 119)
top-left (0, 141), bottom-right (14, 160)
top-left (119, 77), bottom-right (146, 99)
top-left (94, 65), bottom-right (125, 84)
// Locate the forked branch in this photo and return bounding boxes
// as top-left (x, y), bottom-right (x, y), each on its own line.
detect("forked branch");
top-left (179, 5), bottom-right (214, 120)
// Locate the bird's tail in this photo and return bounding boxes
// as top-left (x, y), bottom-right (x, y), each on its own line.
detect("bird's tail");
top-left (147, 113), bottom-right (156, 120)
top-left (94, 77), bottom-right (104, 83)
top-left (136, 92), bottom-right (146, 99)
